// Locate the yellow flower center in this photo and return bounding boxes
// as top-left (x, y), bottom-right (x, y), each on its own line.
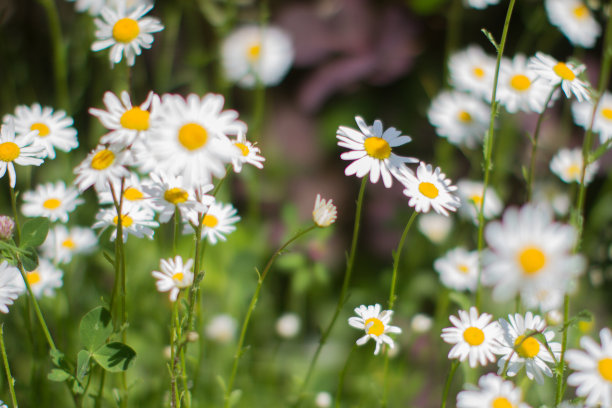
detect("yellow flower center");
top-left (62, 238), bottom-right (76, 249)
top-left (42, 198), bottom-right (61, 210)
top-left (473, 67), bottom-right (485, 78)
top-left (31, 122), bottom-right (50, 137)
top-left (120, 107), bottom-right (150, 131)
top-left (113, 214), bottom-right (133, 228)
top-left (365, 317), bottom-right (384, 336)
top-left (418, 182), bottom-right (439, 199)
top-left (91, 150), bottom-right (115, 170)
top-left (363, 137), bottom-right (391, 160)
top-left (578, 319), bottom-right (594, 333)
top-left (203, 214), bottom-right (218, 228)
top-left (112, 18), bottom-right (140, 43)
top-left (0, 142), bottom-right (20, 162)
top-left (163, 188), bottom-right (188, 204)
top-left (235, 142), bottom-right (250, 156)
top-left (124, 187), bottom-right (144, 201)
top-left (492, 397), bottom-right (514, 408)
top-left (457, 264), bottom-right (470, 274)
top-left (463, 326), bottom-right (485, 346)
top-left (510, 74), bottom-right (531, 91)
top-left (27, 271), bottom-right (41, 285)
top-left (470, 194), bottom-right (483, 207)
top-left (178, 123), bottom-right (208, 151)
top-left (553, 62), bottom-right (576, 81)
top-left (514, 335), bottom-right (540, 358)
top-left (598, 358), bottom-right (612, 382)
top-left (573, 4), bottom-right (589, 19)
top-left (601, 107), bottom-right (612, 121)
top-left (172, 272), bottom-right (184, 282)
top-left (457, 110), bottom-right (473, 123)
top-left (518, 246), bottom-right (546, 275)
top-left (247, 43), bottom-right (262, 62)
top-left (567, 164), bottom-right (581, 179)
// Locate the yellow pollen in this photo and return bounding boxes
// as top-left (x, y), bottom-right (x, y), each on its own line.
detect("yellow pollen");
top-left (113, 214), bottom-right (133, 228)
top-left (203, 214), bottom-right (219, 228)
top-left (124, 187), bottom-right (144, 201)
top-left (363, 137), bottom-right (391, 160)
top-left (172, 272), bottom-right (184, 282)
top-left (601, 108), bottom-right (612, 121)
top-left (178, 123), bottom-right (208, 151)
top-left (458, 264), bottom-right (470, 274)
top-left (247, 43), bottom-right (262, 62)
top-left (567, 164), bottom-right (581, 179)
top-left (463, 326), bottom-right (485, 346)
top-left (235, 142), bottom-right (250, 156)
top-left (473, 67), bottom-right (485, 78)
top-left (598, 358), bottom-right (612, 382)
top-left (27, 271), bottom-right (41, 285)
top-left (0, 142), bottom-right (20, 162)
top-left (457, 110), bottom-right (473, 123)
top-left (514, 335), bottom-right (540, 359)
top-left (91, 150), bottom-right (115, 170)
top-left (418, 182), bottom-right (439, 199)
top-left (365, 317), bottom-right (384, 337)
top-left (573, 5), bottom-right (588, 19)
top-left (42, 198), bottom-right (61, 210)
top-left (31, 122), bottom-right (50, 137)
top-left (112, 18), bottom-right (140, 43)
top-left (553, 62), bottom-right (576, 81)
top-left (470, 194), bottom-right (483, 207)
top-left (518, 246), bottom-right (546, 275)
top-left (164, 188), bottom-right (188, 205)
top-left (510, 74), bottom-right (531, 91)
top-left (120, 107), bottom-right (150, 131)
top-left (62, 238), bottom-right (76, 249)
top-left (492, 397), bottom-right (514, 408)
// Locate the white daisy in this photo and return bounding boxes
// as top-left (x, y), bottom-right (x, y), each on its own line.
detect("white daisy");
top-left (41, 225), bottom-right (98, 264)
top-left (97, 172), bottom-right (151, 209)
top-left (550, 147), bottom-right (598, 185)
top-left (5, 103), bottom-right (78, 159)
top-left (275, 313), bottom-right (301, 339)
top-left (183, 201), bottom-right (240, 245)
top-left (336, 116), bottom-right (417, 188)
top-left (417, 213), bottom-right (453, 244)
top-left (427, 91), bottom-right (490, 148)
top-left (68, 0), bottom-right (152, 16)
top-left (92, 202), bottom-right (158, 242)
top-left (545, 0), bottom-right (601, 49)
top-left (230, 131), bottom-right (265, 173)
top-left (221, 25), bottom-right (294, 88)
top-left (456, 373), bottom-right (532, 408)
top-left (434, 247), bottom-right (479, 292)
top-left (566, 328), bottom-right (612, 407)
top-left (464, 0), bottom-right (500, 10)
top-left (496, 312), bottom-right (561, 384)
top-left (396, 162), bottom-right (460, 216)
top-left (312, 194), bottom-right (337, 228)
top-left (348, 304), bottom-right (402, 355)
top-left (528, 52), bottom-right (591, 101)
top-left (151, 255), bottom-right (194, 302)
top-left (0, 260), bottom-right (24, 314)
top-left (21, 181), bottom-right (83, 223)
top-left (204, 314), bottom-right (237, 343)
top-left (91, 4), bottom-right (164, 66)
top-left (73, 144), bottom-right (130, 192)
top-left (0, 119), bottom-right (45, 188)
top-left (520, 285), bottom-right (566, 313)
top-left (25, 258), bottom-right (63, 298)
top-left (441, 307), bottom-right (502, 368)
top-left (448, 45), bottom-right (496, 99)
top-left (572, 91), bottom-right (612, 143)
top-left (456, 179), bottom-right (503, 224)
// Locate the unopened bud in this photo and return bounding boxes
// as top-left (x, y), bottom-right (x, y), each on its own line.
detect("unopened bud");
top-left (0, 216), bottom-right (15, 240)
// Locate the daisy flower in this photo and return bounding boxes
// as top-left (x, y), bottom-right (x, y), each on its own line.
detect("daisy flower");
top-left (427, 91), bottom-right (490, 148)
top-left (417, 213), bottom-right (453, 244)
top-left (448, 45), bottom-right (496, 99)
top-left (464, 0), bottom-right (500, 10)
top-left (5, 103), bottom-right (78, 159)
top-left (0, 261), bottom-right (24, 314)
top-left (528, 52), bottom-right (591, 101)
top-left (230, 131), bottom-right (265, 173)
top-left (92, 202), bottom-right (158, 242)
top-left (572, 91), bottom-right (612, 143)
top-left (520, 285), bottom-right (565, 312)
top-left (312, 194), bottom-right (337, 228)
top-left (151, 256), bottom-right (194, 302)
top-left (41, 225), bottom-right (98, 264)
top-left (21, 181), bottom-right (83, 223)
top-left (456, 373), bottom-right (532, 408)
top-left (73, 144), bottom-right (130, 192)
top-left (25, 258), bottom-right (63, 298)
top-left (183, 201), bottom-right (240, 245)
top-left (434, 247), bottom-right (479, 292)
top-left (91, 4), bottom-right (164, 66)
top-left (545, 0), bottom-right (601, 49)
top-left (441, 307), bottom-right (502, 367)
top-left (97, 172), bottom-right (151, 209)
top-left (221, 25), bottom-right (294, 88)
top-left (205, 314), bottom-right (238, 343)
top-left (396, 162), bottom-right (460, 216)
top-left (456, 179), bottom-right (503, 224)
top-left (348, 304), bottom-right (401, 355)
top-left (496, 312), bottom-right (561, 384)
top-left (0, 120), bottom-right (45, 188)
top-left (550, 148), bottom-right (598, 185)
top-left (336, 116), bottom-right (417, 188)
top-left (566, 328), bottom-right (612, 407)
top-left (483, 204), bottom-right (585, 302)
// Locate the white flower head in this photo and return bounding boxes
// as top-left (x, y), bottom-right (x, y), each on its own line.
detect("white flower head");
top-left (312, 194), bottom-right (337, 227)
top-left (0, 119), bottom-right (45, 188)
top-left (21, 181), bottom-right (84, 223)
top-left (434, 247), bottom-right (479, 292)
top-left (73, 144), bottom-right (131, 193)
top-left (92, 202), bottom-right (159, 242)
top-left (152, 255), bottom-right (194, 302)
top-left (396, 163), bottom-right (460, 216)
top-left (572, 91), bottom-right (612, 144)
top-left (528, 52), bottom-right (591, 102)
top-left (275, 313), bottom-right (301, 339)
top-left (457, 373), bottom-right (532, 408)
top-left (456, 179), bottom-right (503, 224)
top-left (97, 172), bottom-right (151, 210)
top-left (550, 148), bottom-right (598, 185)
top-left (417, 212), bottom-right (453, 244)
top-left (230, 131), bottom-right (265, 173)
top-left (183, 201), bottom-right (240, 245)
top-left (0, 261), bottom-right (24, 314)
top-left (25, 258), bottom-right (63, 298)
top-left (41, 225), bottom-right (98, 264)
top-left (448, 45), bottom-right (496, 99)
top-left (545, 0), bottom-right (601, 48)
top-left (205, 314), bottom-right (237, 343)
top-left (348, 304), bottom-right (402, 355)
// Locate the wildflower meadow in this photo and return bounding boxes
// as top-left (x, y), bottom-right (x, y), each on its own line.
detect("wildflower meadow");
top-left (1, 0), bottom-right (612, 406)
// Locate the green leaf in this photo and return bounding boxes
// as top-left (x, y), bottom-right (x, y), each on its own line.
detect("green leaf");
top-left (48, 368), bottom-right (72, 382)
top-left (227, 389), bottom-right (242, 407)
top-left (72, 379), bottom-right (85, 394)
top-left (79, 306), bottom-right (113, 351)
top-left (481, 28), bottom-right (499, 52)
top-left (20, 217), bottom-right (49, 248)
top-left (49, 348), bottom-right (66, 367)
top-left (76, 350), bottom-right (91, 382)
top-left (92, 342), bottom-right (136, 372)
top-left (21, 247), bottom-right (39, 272)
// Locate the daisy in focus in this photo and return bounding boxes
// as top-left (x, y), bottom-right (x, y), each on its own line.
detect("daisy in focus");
top-left (528, 52), bottom-right (591, 101)
top-left (0, 120), bottom-right (45, 188)
top-left (91, 4), bottom-right (164, 66)
top-left (230, 132), bottom-right (265, 173)
top-left (448, 45), bottom-right (496, 99)
top-left (152, 256), bottom-right (194, 302)
top-left (545, 0), bottom-right (601, 49)
top-left (348, 304), bottom-right (401, 355)
top-left (336, 116), bottom-right (417, 188)
top-left (456, 373), bottom-right (531, 408)
top-left (73, 145), bottom-right (130, 192)
top-left (92, 202), bottom-right (159, 242)
top-left (550, 148), bottom-right (598, 185)
top-left (572, 91), bottom-right (612, 143)
top-left (25, 259), bottom-right (63, 298)
top-left (456, 179), bottom-right (502, 224)
top-left (441, 307), bottom-right (502, 368)
top-left (221, 25), bottom-right (294, 88)
top-left (21, 181), bottom-right (83, 223)
top-left (183, 201), bottom-right (240, 245)
top-left (312, 194), bottom-right (337, 228)
top-left (434, 247), bottom-right (479, 292)
top-left (41, 225), bottom-right (98, 264)
top-left (143, 172), bottom-right (210, 223)
top-left (0, 260), bottom-right (24, 314)
top-left (6, 103), bottom-right (78, 159)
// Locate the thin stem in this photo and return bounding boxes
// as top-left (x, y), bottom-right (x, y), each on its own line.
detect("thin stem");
top-left (94, 370), bottom-right (106, 408)
top-left (335, 345), bottom-right (357, 408)
top-left (440, 360), bottom-right (459, 408)
top-left (0, 324), bottom-right (18, 408)
top-left (8, 187), bottom-right (20, 245)
top-left (170, 294), bottom-right (181, 408)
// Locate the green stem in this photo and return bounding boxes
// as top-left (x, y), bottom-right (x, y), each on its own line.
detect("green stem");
top-left (335, 345), bottom-right (357, 408)
top-left (170, 294), bottom-right (181, 408)
top-left (94, 370), bottom-right (106, 408)
top-left (8, 187), bottom-right (20, 245)
top-left (440, 360), bottom-right (459, 408)
top-left (0, 324), bottom-right (18, 408)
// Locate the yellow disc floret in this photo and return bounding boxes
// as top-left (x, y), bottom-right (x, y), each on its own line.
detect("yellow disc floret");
top-left (365, 317), bottom-right (384, 336)
top-left (419, 182), bottom-right (439, 199)
top-left (235, 142), bottom-right (250, 156)
top-left (514, 335), bottom-right (540, 359)
top-left (112, 18), bottom-right (140, 43)
top-left (91, 150), bottom-right (115, 170)
top-left (463, 326), bottom-right (485, 346)
top-left (601, 108), bottom-right (612, 121)
top-left (492, 397), bottom-right (514, 408)
top-left (510, 74), bottom-right (531, 91)
top-left (247, 43), bottom-right (262, 62)
top-left (43, 198), bottom-right (61, 210)
top-left (364, 137), bottom-right (391, 160)
top-left (573, 5), bottom-right (589, 19)
top-left (62, 238), bottom-right (76, 249)
top-left (553, 62), bottom-right (576, 81)
top-left (124, 187), bottom-right (144, 201)
top-left (164, 188), bottom-right (188, 204)
top-left (598, 358), bottom-right (612, 382)
top-left (120, 107), bottom-right (150, 131)
top-left (31, 122), bottom-right (50, 137)
top-left (203, 214), bottom-right (219, 228)
top-left (27, 271), bottom-right (41, 285)
top-left (457, 111), bottom-right (473, 123)
top-left (178, 123), bottom-right (208, 151)
top-left (172, 272), bottom-right (184, 282)
top-left (113, 214), bottom-right (133, 228)
top-left (518, 246), bottom-right (546, 275)
top-left (0, 142), bottom-right (20, 162)
top-left (473, 67), bottom-right (485, 78)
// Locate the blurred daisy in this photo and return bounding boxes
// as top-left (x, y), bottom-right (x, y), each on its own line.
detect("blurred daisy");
top-left (550, 148), bottom-right (598, 185)
top-left (0, 261), bottom-right (23, 314)
top-left (528, 52), bottom-right (591, 101)
top-left (41, 225), bottom-right (98, 264)
top-left (230, 132), bottom-right (265, 173)
top-left (25, 258), bottom-right (63, 298)
top-left (312, 194), bottom-right (337, 227)
top-left (572, 91), bottom-right (612, 143)
top-left (336, 116), bottom-right (417, 188)
top-left (0, 120), bottom-right (45, 188)
top-left (520, 285), bottom-right (565, 312)
top-left (183, 201), bottom-right (240, 245)
top-left (21, 181), bottom-right (83, 223)
top-left (92, 202), bottom-right (158, 242)
top-left (348, 304), bottom-right (401, 355)
top-left (434, 247), bottom-right (479, 292)
top-left (448, 45), bottom-right (496, 99)
top-left (464, 0), bottom-right (500, 10)
top-left (91, 4), bottom-right (164, 66)
top-left (566, 328), bottom-right (612, 407)
top-left (205, 314), bottom-right (237, 344)
top-left (97, 172), bottom-right (151, 209)
top-left (410, 314), bottom-right (433, 333)
top-left (143, 172), bottom-right (210, 223)
top-left (275, 313), bottom-right (301, 339)
top-left (456, 373), bottom-right (531, 408)
top-left (417, 213), bottom-right (452, 244)
top-left (315, 392), bottom-right (332, 408)
top-left (152, 255), bottom-right (194, 302)
top-left (6, 103), bottom-right (78, 159)
top-left (496, 312), bottom-right (561, 384)
top-left (456, 180), bottom-right (503, 224)
top-left (396, 162), bottom-right (460, 216)
top-left (221, 25), bottom-right (294, 88)
top-left (73, 145), bottom-right (130, 192)
top-left (441, 307), bottom-right (502, 368)
top-left (545, 0), bottom-right (601, 48)
top-left (427, 91), bottom-right (489, 148)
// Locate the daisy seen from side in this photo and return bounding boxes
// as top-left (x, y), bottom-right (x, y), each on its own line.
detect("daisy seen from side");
top-left (0, 120), bottom-right (45, 188)
top-left (434, 247), bottom-right (479, 292)
top-left (456, 179), bottom-right (503, 224)
top-left (572, 91), bottom-right (612, 143)
top-left (545, 0), bottom-right (601, 49)
top-left (550, 147), bottom-right (598, 185)
top-left (456, 373), bottom-right (532, 408)
top-left (152, 255), bottom-right (194, 302)
top-left (92, 202), bottom-right (158, 242)
top-left (348, 304), bottom-right (401, 355)
top-left (230, 131), bottom-right (265, 173)
top-left (97, 172), bottom-right (151, 209)
top-left (21, 181), bottom-right (83, 223)
top-left (0, 261), bottom-right (24, 314)
top-left (183, 201), bottom-right (240, 245)
top-left (312, 194), bottom-right (337, 228)
top-left (528, 52), bottom-right (591, 101)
